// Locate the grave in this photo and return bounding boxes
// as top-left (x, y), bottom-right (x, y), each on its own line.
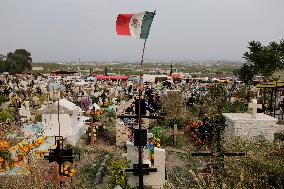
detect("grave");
top-left (126, 140), bottom-right (165, 189)
top-left (191, 126), bottom-right (246, 188)
top-left (223, 99), bottom-right (279, 142)
top-left (19, 101), bottom-right (32, 122)
top-left (39, 98), bottom-right (87, 145)
top-left (115, 100), bottom-right (133, 147)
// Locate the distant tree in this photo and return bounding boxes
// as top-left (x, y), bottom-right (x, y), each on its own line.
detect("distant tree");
top-left (0, 54), bottom-right (6, 73)
top-left (0, 54), bottom-right (5, 61)
top-left (0, 49), bottom-right (32, 74)
top-left (239, 40), bottom-right (284, 82)
top-left (215, 71), bottom-right (223, 75)
top-left (234, 64), bottom-right (256, 84)
top-left (104, 66), bottom-right (108, 76)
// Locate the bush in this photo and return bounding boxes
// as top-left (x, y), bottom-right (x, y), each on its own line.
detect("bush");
top-left (0, 108), bottom-right (14, 123)
top-left (160, 118), bottom-right (184, 130)
top-left (0, 95), bottom-right (7, 106)
top-left (223, 138), bottom-right (284, 188)
top-left (274, 132), bottom-right (284, 141)
top-left (34, 114), bottom-right (42, 122)
top-left (108, 160), bottom-right (129, 189)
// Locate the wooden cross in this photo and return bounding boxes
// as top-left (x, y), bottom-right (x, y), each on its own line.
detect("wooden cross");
top-left (191, 125), bottom-right (246, 188)
top-left (248, 99), bottom-right (262, 119)
top-left (173, 123), bottom-right (178, 146)
top-left (46, 162), bottom-right (71, 189)
top-left (172, 122), bottom-right (183, 146)
top-left (85, 116), bottom-right (95, 145)
top-left (85, 117), bottom-right (96, 145)
top-left (90, 118), bottom-right (95, 145)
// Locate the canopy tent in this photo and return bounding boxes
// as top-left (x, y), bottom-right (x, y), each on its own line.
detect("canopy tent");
top-left (93, 75), bottom-right (128, 80)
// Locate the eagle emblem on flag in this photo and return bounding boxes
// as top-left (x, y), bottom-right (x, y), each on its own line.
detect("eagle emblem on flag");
top-left (131, 18), bottom-right (140, 28)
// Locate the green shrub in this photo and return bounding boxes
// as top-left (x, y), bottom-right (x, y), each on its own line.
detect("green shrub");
top-left (108, 160), bottom-right (129, 189)
top-left (274, 132), bottom-right (284, 141)
top-left (34, 114), bottom-right (42, 122)
top-left (224, 138), bottom-right (284, 188)
top-left (0, 95), bottom-right (7, 106)
top-left (0, 108), bottom-right (14, 123)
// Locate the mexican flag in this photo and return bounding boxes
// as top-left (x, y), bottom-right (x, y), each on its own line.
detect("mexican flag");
top-left (116, 11), bottom-right (155, 39)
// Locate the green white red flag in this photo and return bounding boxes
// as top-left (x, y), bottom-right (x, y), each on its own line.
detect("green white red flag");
top-left (116, 11), bottom-right (155, 39)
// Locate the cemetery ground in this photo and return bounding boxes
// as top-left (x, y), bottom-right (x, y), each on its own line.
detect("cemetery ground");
top-left (1, 74), bottom-right (284, 188)
top-left (3, 116), bottom-right (284, 189)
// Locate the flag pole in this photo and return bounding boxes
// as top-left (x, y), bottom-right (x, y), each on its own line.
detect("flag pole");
top-left (140, 39), bottom-right (147, 66)
top-left (140, 10), bottom-right (156, 66)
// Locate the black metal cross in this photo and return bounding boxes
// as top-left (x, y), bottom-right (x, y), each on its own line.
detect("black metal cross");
top-left (44, 136), bottom-right (80, 175)
top-left (191, 125), bottom-right (246, 188)
top-left (125, 164), bottom-right (157, 176)
top-left (118, 103), bottom-right (164, 188)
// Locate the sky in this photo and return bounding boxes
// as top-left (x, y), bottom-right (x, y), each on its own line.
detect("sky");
top-left (0, 0), bottom-right (284, 62)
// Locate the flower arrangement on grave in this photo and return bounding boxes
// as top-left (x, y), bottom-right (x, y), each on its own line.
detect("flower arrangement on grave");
top-left (88, 109), bottom-right (104, 122)
top-left (12, 137), bottom-right (47, 159)
top-left (146, 127), bottom-right (161, 163)
top-left (81, 97), bottom-right (92, 111)
top-left (184, 120), bottom-right (204, 145)
top-left (94, 109), bottom-right (103, 121)
top-left (146, 137), bottom-right (161, 163)
top-left (100, 101), bottom-right (113, 108)
top-left (61, 161), bottom-right (76, 177)
top-left (0, 140), bottom-right (12, 170)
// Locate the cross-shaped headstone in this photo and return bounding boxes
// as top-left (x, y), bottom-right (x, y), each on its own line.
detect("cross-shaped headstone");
top-left (118, 101), bottom-right (164, 188)
top-left (191, 125), bottom-right (246, 188)
top-left (44, 136), bottom-right (80, 182)
top-left (248, 99), bottom-right (262, 119)
top-left (85, 117), bottom-right (96, 145)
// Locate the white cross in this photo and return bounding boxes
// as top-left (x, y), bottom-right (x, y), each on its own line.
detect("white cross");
top-left (248, 99), bottom-right (262, 119)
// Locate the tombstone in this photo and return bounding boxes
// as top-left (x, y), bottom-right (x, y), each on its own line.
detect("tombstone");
top-left (39, 98), bottom-right (87, 145)
top-left (223, 99), bottom-right (279, 141)
top-left (126, 141), bottom-right (166, 189)
top-left (19, 101), bottom-right (32, 122)
top-left (115, 100), bottom-right (133, 147)
top-left (32, 96), bottom-right (40, 107)
top-left (248, 99), bottom-right (262, 119)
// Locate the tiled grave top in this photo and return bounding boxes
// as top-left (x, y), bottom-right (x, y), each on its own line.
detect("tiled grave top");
top-left (223, 113), bottom-right (278, 121)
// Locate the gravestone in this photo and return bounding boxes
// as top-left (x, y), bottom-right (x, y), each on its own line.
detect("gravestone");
top-left (39, 99), bottom-right (87, 145)
top-left (248, 99), bottom-right (262, 119)
top-left (19, 101), bottom-right (32, 122)
top-left (115, 100), bottom-right (133, 147)
top-left (223, 98), bottom-right (279, 141)
top-left (126, 141), bottom-right (165, 189)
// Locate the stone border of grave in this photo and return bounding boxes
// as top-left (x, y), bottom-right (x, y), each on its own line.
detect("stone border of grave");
top-left (95, 153), bottom-right (111, 184)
